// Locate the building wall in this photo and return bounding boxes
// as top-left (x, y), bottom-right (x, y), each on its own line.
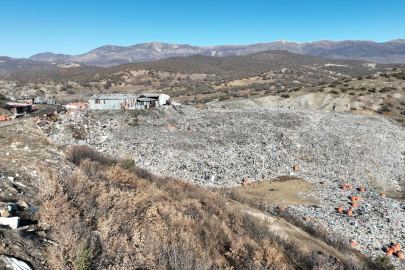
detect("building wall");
top-left (158, 94), bottom-right (170, 105)
top-left (89, 95), bottom-right (169, 110)
top-left (89, 98), bottom-right (138, 110)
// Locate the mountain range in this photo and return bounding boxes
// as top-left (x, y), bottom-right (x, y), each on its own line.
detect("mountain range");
top-left (1, 39), bottom-right (404, 75)
top-left (29, 39), bottom-right (405, 66)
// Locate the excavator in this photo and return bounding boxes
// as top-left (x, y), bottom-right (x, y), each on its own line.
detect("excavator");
top-left (45, 105), bottom-right (63, 121)
top-left (45, 112), bottom-right (59, 122)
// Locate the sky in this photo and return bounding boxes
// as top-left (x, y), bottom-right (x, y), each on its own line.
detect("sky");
top-left (1, 0), bottom-right (404, 58)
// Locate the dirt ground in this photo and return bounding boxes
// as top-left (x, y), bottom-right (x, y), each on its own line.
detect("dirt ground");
top-left (227, 177), bottom-right (361, 265)
top-left (234, 176), bottom-right (317, 206)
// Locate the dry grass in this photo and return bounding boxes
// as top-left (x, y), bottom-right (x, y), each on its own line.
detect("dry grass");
top-left (39, 146), bottom-right (386, 270)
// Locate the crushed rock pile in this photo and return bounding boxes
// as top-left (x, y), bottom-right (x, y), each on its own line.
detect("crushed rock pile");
top-left (282, 182), bottom-right (405, 267)
top-left (45, 106), bottom-right (405, 190)
top-left (42, 105), bottom-right (405, 265)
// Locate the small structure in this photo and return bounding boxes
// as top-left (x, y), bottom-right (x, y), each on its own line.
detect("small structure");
top-left (6, 102), bottom-right (34, 114)
top-left (34, 97), bottom-right (57, 104)
top-left (16, 99), bottom-right (34, 105)
top-left (88, 94), bottom-right (170, 110)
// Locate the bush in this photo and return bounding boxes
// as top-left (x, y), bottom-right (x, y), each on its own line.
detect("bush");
top-left (74, 242), bottom-right (93, 270)
top-left (103, 81), bottom-right (112, 89)
top-left (281, 94), bottom-right (290, 98)
top-left (368, 88), bottom-right (376, 93)
top-left (67, 145), bottom-right (116, 166)
top-left (375, 255), bottom-right (396, 270)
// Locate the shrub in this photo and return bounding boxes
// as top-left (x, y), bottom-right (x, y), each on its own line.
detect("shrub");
top-left (375, 255), bottom-right (396, 270)
top-left (67, 145), bottom-right (116, 166)
top-left (74, 242), bottom-right (93, 270)
top-left (41, 149), bottom-right (385, 269)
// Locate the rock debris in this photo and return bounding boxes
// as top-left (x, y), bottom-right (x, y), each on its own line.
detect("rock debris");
top-left (43, 105), bottom-right (405, 265)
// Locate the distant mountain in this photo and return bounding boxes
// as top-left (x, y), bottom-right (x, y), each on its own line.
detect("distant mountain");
top-left (0, 56), bottom-right (55, 75)
top-left (29, 52), bottom-right (71, 62)
top-left (1, 39), bottom-right (404, 75)
top-left (28, 39), bottom-right (405, 67)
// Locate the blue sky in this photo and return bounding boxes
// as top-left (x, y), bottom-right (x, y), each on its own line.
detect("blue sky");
top-left (1, 0), bottom-right (404, 58)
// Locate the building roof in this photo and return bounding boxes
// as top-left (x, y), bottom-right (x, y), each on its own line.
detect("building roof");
top-left (6, 102), bottom-right (31, 108)
top-left (139, 94), bottom-right (160, 98)
top-left (89, 94), bottom-right (138, 100)
top-left (138, 97), bottom-right (158, 102)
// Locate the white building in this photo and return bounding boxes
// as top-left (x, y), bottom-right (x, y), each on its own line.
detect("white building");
top-left (88, 94), bottom-right (170, 110)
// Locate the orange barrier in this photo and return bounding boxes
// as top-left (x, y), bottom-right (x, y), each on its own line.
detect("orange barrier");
top-left (242, 178), bottom-right (249, 187)
top-left (351, 202), bottom-right (358, 207)
top-left (0, 115), bottom-right (11, 121)
top-left (337, 207), bottom-right (343, 213)
top-left (167, 126), bottom-right (176, 130)
top-left (348, 185), bottom-right (353, 190)
top-left (342, 185), bottom-right (347, 190)
top-left (393, 243), bottom-right (401, 252)
top-left (347, 209), bottom-right (353, 216)
top-left (292, 165), bottom-right (298, 171)
top-left (279, 206), bottom-right (286, 211)
top-left (359, 187), bottom-right (365, 192)
top-left (350, 240), bottom-right (358, 247)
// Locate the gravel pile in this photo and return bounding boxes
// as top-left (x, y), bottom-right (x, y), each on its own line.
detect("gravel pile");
top-left (46, 105), bottom-right (405, 188)
top-left (283, 182), bottom-right (405, 266)
top-left (42, 105), bottom-right (405, 265)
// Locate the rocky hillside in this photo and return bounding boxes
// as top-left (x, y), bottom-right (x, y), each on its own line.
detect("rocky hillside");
top-left (0, 56), bottom-right (56, 75)
top-left (27, 39), bottom-right (405, 67)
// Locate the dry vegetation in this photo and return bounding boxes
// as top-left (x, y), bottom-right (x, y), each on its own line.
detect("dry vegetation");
top-left (36, 145), bottom-right (384, 270)
top-left (2, 50), bottom-right (403, 105)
